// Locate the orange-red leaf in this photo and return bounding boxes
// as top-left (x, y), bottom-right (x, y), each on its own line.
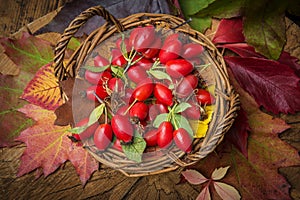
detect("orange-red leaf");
top-left (16, 104), bottom-right (98, 185)
top-left (21, 63), bottom-right (63, 110)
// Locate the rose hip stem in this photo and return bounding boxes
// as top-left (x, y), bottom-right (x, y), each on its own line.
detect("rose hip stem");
top-left (92, 91), bottom-right (113, 120)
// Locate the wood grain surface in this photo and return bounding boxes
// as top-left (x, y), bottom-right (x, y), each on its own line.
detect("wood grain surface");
top-left (0, 0), bottom-right (71, 36)
top-left (0, 1), bottom-right (299, 200)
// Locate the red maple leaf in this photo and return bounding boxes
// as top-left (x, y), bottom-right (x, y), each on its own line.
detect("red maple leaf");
top-left (16, 104), bottom-right (98, 185)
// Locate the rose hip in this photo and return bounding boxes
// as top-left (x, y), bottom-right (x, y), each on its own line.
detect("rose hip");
top-left (153, 83), bottom-right (173, 106)
top-left (165, 59), bottom-right (193, 78)
top-left (196, 89), bottom-right (215, 105)
top-left (94, 124), bottom-right (113, 151)
top-left (129, 102), bottom-right (149, 121)
top-left (157, 121), bottom-right (173, 149)
top-left (127, 65), bottom-right (149, 84)
top-left (176, 74), bottom-right (198, 98)
top-left (74, 118), bottom-right (98, 140)
top-left (173, 128), bottom-right (193, 153)
top-left (144, 129), bottom-right (158, 147)
top-left (111, 114), bottom-right (134, 143)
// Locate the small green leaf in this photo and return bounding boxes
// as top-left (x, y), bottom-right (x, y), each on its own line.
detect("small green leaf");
top-left (68, 126), bottom-right (87, 134)
top-left (173, 114), bottom-right (194, 136)
top-left (82, 65), bottom-right (110, 73)
top-left (148, 70), bottom-right (172, 82)
top-left (111, 65), bottom-right (124, 78)
top-left (174, 102), bottom-right (192, 113)
top-left (121, 132), bottom-right (147, 163)
top-left (88, 103), bottom-right (105, 126)
top-left (68, 103), bottom-right (105, 134)
top-left (153, 113), bottom-right (169, 128)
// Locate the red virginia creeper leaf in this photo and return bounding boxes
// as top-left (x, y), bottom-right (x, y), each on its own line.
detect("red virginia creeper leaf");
top-left (213, 182), bottom-right (241, 200)
top-left (225, 108), bottom-right (250, 158)
top-left (218, 43), bottom-right (300, 77)
top-left (194, 72), bottom-right (299, 199)
top-left (278, 52), bottom-right (300, 77)
top-left (21, 63), bottom-right (63, 111)
top-left (182, 169), bottom-right (209, 185)
top-left (0, 32), bottom-right (53, 72)
top-left (16, 104), bottom-right (98, 185)
top-left (196, 185), bottom-right (211, 200)
top-left (225, 56), bottom-right (300, 114)
top-left (212, 18), bottom-right (245, 44)
top-left (219, 43), bottom-right (263, 58)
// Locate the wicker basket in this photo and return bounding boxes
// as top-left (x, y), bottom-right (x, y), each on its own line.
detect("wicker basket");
top-left (53, 5), bottom-right (239, 177)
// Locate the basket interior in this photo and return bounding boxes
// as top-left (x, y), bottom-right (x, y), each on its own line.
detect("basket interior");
top-left (66, 13), bottom-right (239, 176)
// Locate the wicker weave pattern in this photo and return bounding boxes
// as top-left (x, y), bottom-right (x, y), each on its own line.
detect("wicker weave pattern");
top-left (53, 6), bottom-right (240, 177)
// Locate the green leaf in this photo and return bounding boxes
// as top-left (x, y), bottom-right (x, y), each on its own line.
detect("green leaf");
top-left (179, 0), bottom-right (216, 15)
top-left (188, 16), bottom-right (212, 33)
top-left (121, 132), bottom-right (147, 163)
top-left (88, 103), bottom-right (105, 126)
top-left (148, 70), bottom-right (172, 82)
top-left (173, 114), bottom-right (194, 136)
top-left (82, 65), bottom-right (110, 73)
top-left (68, 126), bottom-right (86, 134)
top-left (174, 102), bottom-right (192, 113)
top-left (68, 103), bottom-right (105, 134)
top-left (194, 0), bottom-right (245, 18)
top-left (153, 113), bottom-right (169, 128)
top-left (243, 0), bottom-right (287, 60)
top-left (111, 65), bottom-right (124, 78)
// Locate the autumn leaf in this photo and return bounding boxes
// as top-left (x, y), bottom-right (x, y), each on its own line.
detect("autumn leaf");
top-left (212, 18), bottom-right (245, 44)
top-left (21, 63), bottom-right (63, 110)
top-left (181, 170), bottom-right (208, 185)
top-left (0, 32), bottom-right (53, 72)
top-left (16, 104), bottom-right (98, 185)
top-left (193, 72), bottom-right (300, 199)
top-left (182, 166), bottom-right (240, 200)
top-left (225, 108), bottom-right (250, 158)
top-left (225, 56), bottom-right (300, 114)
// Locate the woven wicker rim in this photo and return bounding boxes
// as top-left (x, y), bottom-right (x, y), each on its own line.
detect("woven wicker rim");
top-left (53, 5), bottom-right (240, 177)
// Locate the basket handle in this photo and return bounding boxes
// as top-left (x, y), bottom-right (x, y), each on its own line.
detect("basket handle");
top-left (53, 5), bottom-right (124, 81)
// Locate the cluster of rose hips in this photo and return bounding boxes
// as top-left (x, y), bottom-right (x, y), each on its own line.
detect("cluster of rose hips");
top-left (72, 26), bottom-right (215, 156)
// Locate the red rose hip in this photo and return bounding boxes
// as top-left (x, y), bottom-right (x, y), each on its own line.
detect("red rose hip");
top-left (111, 114), bottom-right (134, 143)
top-left (94, 124), bottom-right (113, 151)
top-left (173, 128), bottom-right (193, 153)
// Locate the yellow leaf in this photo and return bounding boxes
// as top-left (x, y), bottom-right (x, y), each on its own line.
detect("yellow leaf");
top-left (21, 63), bottom-right (64, 110)
top-left (190, 105), bottom-right (215, 138)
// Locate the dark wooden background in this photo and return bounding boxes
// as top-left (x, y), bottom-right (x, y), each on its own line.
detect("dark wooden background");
top-left (0, 0), bottom-right (299, 199)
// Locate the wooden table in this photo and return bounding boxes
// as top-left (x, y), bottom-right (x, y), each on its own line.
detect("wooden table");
top-left (0, 1), bottom-right (299, 199)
